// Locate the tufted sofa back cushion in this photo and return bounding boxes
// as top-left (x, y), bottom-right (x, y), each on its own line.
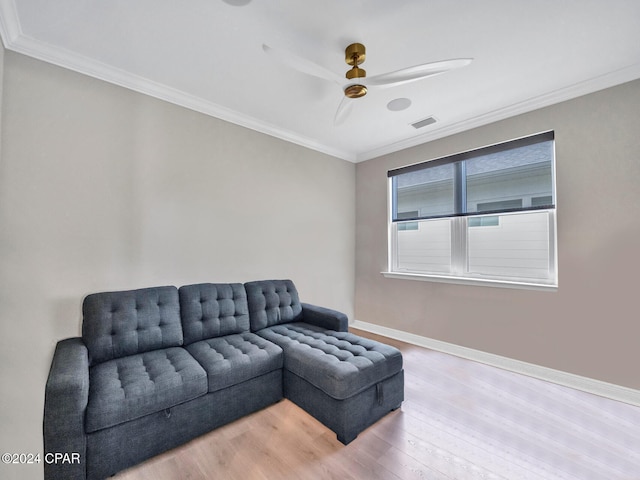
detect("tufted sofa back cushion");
top-left (179, 283), bottom-right (250, 345)
top-left (245, 279), bottom-right (303, 332)
top-left (82, 286), bottom-right (183, 365)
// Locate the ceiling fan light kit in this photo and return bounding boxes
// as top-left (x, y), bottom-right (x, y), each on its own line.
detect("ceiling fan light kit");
top-left (344, 84), bottom-right (368, 99)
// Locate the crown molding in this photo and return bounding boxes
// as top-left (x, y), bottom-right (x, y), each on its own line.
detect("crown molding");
top-left (0, 0), bottom-right (21, 46)
top-left (0, 11), bottom-right (357, 162)
top-left (2, 2), bottom-right (638, 165)
top-left (356, 62), bottom-right (640, 162)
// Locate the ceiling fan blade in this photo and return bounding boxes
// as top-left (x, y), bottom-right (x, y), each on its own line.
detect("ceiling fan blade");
top-left (367, 58), bottom-right (473, 87)
top-left (262, 44), bottom-right (343, 84)
top-left (334, 96), bottom-right (355, 126)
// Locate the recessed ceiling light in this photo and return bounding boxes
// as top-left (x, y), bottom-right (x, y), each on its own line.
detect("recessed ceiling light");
top-left (387, 98), bottom-right (412, 112)
top-left (222, 0), bottom-right (252, 6)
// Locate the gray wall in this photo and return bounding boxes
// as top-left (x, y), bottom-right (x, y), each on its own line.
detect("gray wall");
top-left (0, 50), bottom-right (355, 479)
top-left (356, 79), bottom-right (640, 391)
top-left (0, 41), bottom-right (3, 177)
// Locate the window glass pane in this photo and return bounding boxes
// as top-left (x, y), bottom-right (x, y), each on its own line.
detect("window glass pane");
top-left (395, 163), bottom-right (455, 219)
top-left (466, 141), bottom-right (554, 214)
top-left (397, 210), bottom-right (418, 221)
top-left (469, 216), bottom-right (499, 227)
top-left (531, 195), bottom-right (553, 208)
top-left (477, 199), bottom-right (522, 212)
top-left (467, 211), bottom-right (551, 280)
top-left (398, 222), bottom-right (418, 231)
top-left (396, 219), bottom-right (451, 273)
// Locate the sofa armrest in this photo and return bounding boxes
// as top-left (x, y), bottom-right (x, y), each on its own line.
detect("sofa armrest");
top-left (301, 303), bottom-right (348, 332)
top-left (43, 337), bottom-right (89, 480)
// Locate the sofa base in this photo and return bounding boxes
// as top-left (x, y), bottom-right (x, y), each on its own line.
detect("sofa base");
top-left (284, 368), bottom-right (404, 444)
top-left (85, 369), bottom-right (283, 480)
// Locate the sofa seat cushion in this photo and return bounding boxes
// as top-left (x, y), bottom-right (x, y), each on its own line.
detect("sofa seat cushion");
top-left (186, 333), bottom-right (283, 393)
top-left (86, 347), bottom-right (207, 433)
top-left (257, 323), bottom-right (403, 400)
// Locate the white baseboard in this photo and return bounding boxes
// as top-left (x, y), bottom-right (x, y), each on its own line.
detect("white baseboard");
top-left (351, 319), bottom-right (640, 408)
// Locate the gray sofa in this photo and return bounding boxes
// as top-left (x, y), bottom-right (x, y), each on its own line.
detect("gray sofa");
top-left (44, 279), bottom-right (404, 479)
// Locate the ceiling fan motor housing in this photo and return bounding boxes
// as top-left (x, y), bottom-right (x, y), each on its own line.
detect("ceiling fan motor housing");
top-left (344, 43), bottom-right (367, 98)
top-left (345, 42), bottom-right (366, 80)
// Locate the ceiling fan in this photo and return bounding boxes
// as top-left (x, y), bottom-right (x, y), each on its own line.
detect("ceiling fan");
top-left (263, 42), bottom-right (472, 125)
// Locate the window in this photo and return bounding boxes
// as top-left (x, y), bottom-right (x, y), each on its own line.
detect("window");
top-left (386, 131), bottom-right (557, 289)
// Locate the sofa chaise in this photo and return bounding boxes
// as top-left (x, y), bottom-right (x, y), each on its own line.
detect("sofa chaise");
top-left (43, 279), bottom-right (404, 479)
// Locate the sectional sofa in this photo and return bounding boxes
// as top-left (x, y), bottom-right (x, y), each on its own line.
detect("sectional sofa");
top-left (43, 279), bottom-right (404, 479)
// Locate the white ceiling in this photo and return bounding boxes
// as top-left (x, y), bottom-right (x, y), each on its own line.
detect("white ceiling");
top-left (1, 0), bottom-right (640, 162)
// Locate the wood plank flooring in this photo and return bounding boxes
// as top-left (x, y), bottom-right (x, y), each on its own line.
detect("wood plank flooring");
top-left (114, 329), bottom-right (640, 480)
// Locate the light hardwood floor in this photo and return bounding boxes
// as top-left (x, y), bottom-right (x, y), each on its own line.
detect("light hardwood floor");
top-left (114, 329), bottom-right (640, 480)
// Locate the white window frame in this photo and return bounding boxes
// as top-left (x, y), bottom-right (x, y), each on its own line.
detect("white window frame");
top-left (384, 132), bottom-right (558, 291)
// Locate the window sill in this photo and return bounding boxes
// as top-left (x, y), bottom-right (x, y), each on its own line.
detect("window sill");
top-left (381, 271), bottom-right (558, 292)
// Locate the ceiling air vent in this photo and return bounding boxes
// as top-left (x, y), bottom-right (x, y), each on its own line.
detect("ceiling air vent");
top-left (411, 116), bottom-right (437, 129)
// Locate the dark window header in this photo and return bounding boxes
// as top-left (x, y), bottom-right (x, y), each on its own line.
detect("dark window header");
top-left (388, 131), bottom-right (554, 178)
